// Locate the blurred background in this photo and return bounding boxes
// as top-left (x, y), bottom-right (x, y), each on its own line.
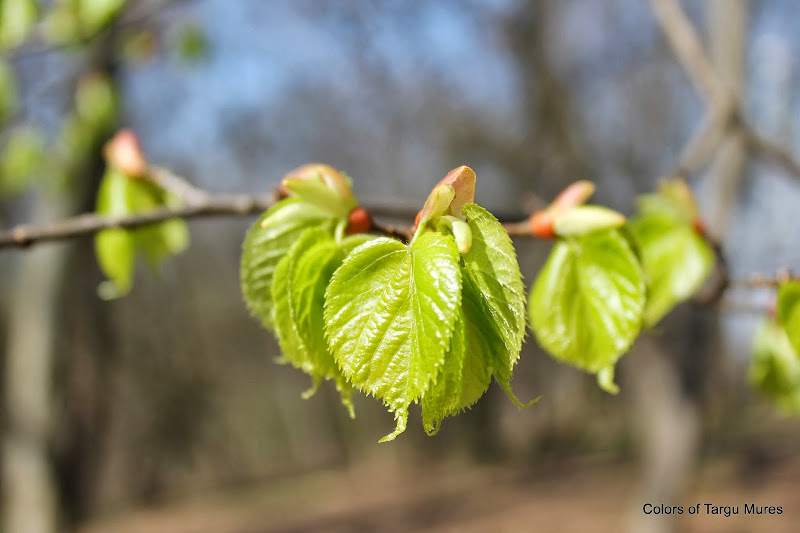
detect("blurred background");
top-left (2, 0), bottom-right (800, 532)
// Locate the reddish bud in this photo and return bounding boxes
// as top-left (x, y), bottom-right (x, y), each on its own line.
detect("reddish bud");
top-left (550, 180), bottom-right (595, 213)
top-left (529, 210), bottom-right (555, 239)
top-left (104, 129), bottom-right (147, 178)
top-left (412, 210), bottom-right (423, 233)
top-left (436, 165), bottom-right (476, 218)
top-left (692, 217), bottom-right (706, 236)
top-left (345, 207), bottom-right (371, 234)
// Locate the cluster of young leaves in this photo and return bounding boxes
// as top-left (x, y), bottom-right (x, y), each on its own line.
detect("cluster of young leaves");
top-left (240, 164), bottom-right (371, 417)
top-left (242, 165), bottom-right (533, 441)
top-left (749, 281), bottom-right (800, 413)
top-left (94, 130), bottom-right (188, 299)
top-left (528, 178), bottom-right (714, 393)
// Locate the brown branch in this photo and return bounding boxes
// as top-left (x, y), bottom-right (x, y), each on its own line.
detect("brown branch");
top-left (0, 192), bottom-right (277, 249)
top-left (368, 220), bottom-right (411, 242)
top-left (728, 269), bottom-right (798, 289)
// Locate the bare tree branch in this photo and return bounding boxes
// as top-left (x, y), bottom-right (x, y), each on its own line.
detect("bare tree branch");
top-left (0, 192), bottom-right (277, 250)
top-left (650, 0), bottom-right (800, 185)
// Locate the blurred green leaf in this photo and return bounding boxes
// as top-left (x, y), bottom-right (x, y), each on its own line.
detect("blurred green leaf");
top-left (75, 73), bottom-right (116, 129)
top-left (173, 23), bottom-right (208, 64)
top-left (0, 59), bottom-right (17, 125)
top-left (0, 125), bottom-right (44, 196)
top-left (94, 169), bottom-right (189, 298)
top-left (40, 3), bottom-right (80, 44)
top-left (750, 318), bottom-right (800, 414)
top-left (120, 27), bottom-right (157, 64)
top-left (95, 228), bottom-right (135, 299)
top-left (631, 178), bottom-right (712, 326)
top-left (529, 229), bottom-right (646, 393)
top-left (324, 232), bottom-right (461, 442)
top-left (0, 0), bottom-right (37, 49)
top-left (631, 213), bottom-right (713, 326)
top-left (778, 280), bottom-right (800, 357)
top-left (77, 0), bottom-right (126, 34)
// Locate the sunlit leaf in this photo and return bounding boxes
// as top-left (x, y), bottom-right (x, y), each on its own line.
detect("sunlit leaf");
top-left (778, 280), bottom-right (800, 357)
top-left (749, 318), bottom-right (800, 414)
top-left (0, 0), bottom-right (37, 49)
top-left (94, 169), bottom-right (189, 298)
top-left (324, 232), bottom-right (461, 441)
top-left (630, 212), bottom-right (713, 326)
top-left (529, 229), bottom-right (646, 392)
top-left (77, 0), bottom-right (126, 34)
top-left (240, 197), bottom-right (334, 330)
top-left (272, 228), bottom-right (359, 416)
top-left (460, 203), bottom-right (530, 405)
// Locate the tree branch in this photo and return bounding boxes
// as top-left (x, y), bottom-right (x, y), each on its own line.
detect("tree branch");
top-left (650, 0), bottom-right (800, 185)
top-left (0, 192), bottom-right (277, 249)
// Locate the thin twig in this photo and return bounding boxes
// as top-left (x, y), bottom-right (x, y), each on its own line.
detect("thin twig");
top-left (369, 220), bottom-right (411, 242)
top-left (728, 269), bottom-right (797, 289)
top-left (0, 192), bottom-right (277, 249)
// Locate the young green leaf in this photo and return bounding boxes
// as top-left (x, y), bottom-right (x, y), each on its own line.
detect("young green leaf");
top-left (95, 228), bottom-right (135, 300)
top-left (749, 318), bottom-right (800, 414)
top-left (240, 197), bottom-right (333, 329)
top-left (630, 212), bottom-right (713, 326)
top-left (460, 203), bottom-right (531, 406)
top-left (421, 309), bottom-right (484, 435)
top-left (324, 232), bottom-right (462, 442)
top-left (94, 169), bottom-right (190, 298)
top-left (272, 228), bottom-right (361, 417)
top-left (778, 280), bottom-right (800, 357)
top-left (529, 229), bottom-right (646, 392)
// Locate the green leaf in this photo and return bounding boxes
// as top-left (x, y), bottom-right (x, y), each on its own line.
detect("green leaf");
top-left (77, 0), bottom-right (126, 35)
top-left (0, 0), bottom-right (37, 49)
top-left (240, 197), bottom-right (334, 330)
top-left (749, 318), bottom-right (800, 414)
top-left (460, 203), bottom-right (530, 406)
top-left (94, 169), bottom-right (189, 298)
top-left (174, 23), bottom-right (209, 65)
top-left (0, 60), bottom-right (17, 124)
top-left (95, 228), bottom-right (135, 300)
top-left (271, 228), bottom-right (356, 417)
top-left (778, 280), bottom-right (800, 357)
top-left (324, 232), bottom-right (462, 442)
top-left (421, 305), bottom-right (497, 435)
top-left (529, 229), bottom-right (646, 388)
top-left (630, 212), bottom-right (713, 326)
top-left (1, 125), bottom-right (44, 196)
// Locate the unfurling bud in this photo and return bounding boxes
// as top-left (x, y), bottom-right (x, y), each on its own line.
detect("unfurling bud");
top-left (550, 180), bottom-right (595, 212)
top-left (439, 215), bottom-right (472, 253)
top-left (282, 163), bottom-right (358, 218)
top-left (529, 210), bottom-right (555, 239)
top-left (414, 165), bottom-right (476, 232)
top-left (527, 180), bottom-right (597, 239)
top-left (345, 207), bottom-right (371, 234)
top-left (552, 206), bottom-right (626, 237)
top-left (104, 129), bottom-right (147, 178)
top-left (658, 178), bottom-right (697, 220)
